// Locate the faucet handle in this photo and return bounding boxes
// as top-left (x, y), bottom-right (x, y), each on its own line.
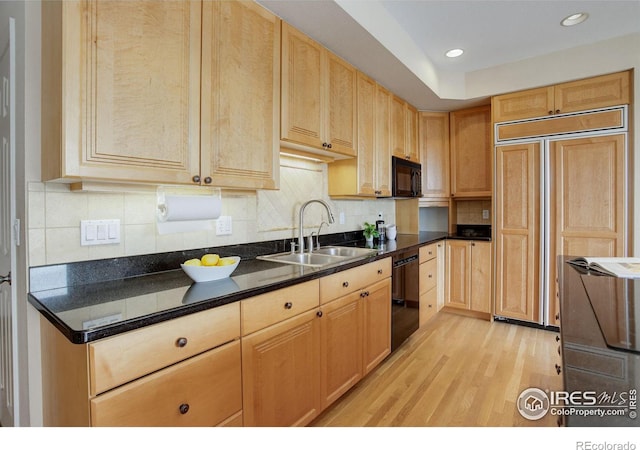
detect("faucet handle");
top-left (308, 233), bottom-right (316, 253)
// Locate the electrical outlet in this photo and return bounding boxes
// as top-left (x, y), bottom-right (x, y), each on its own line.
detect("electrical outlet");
top-left (482, 209), bottom-right (490, 219)
top-left (81, 219), bottom-right (120, 246)
top-left (216, 216), bottom-right (232, 235)
top-left (339, 211), bottom-right (345, 225)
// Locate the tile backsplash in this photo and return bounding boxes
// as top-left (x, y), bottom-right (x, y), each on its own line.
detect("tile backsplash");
top-left (28, 157), bottom-right (396, 266)
top-left (455, 200), bottom-right (492, 225)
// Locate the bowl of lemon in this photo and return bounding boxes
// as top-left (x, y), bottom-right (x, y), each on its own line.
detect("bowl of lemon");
top-left (180, 254), bottom-right (241, 282)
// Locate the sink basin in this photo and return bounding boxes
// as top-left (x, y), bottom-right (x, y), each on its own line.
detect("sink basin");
top-left (257, 246), bottom-right (377, 268)
top-left (314, 246), bottom-right (378, 258)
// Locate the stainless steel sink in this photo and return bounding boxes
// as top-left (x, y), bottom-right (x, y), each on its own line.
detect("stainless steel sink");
top-left (314, 246), bottom-right (378, 258)
top-left (257, 246), bottom-right (377, 268)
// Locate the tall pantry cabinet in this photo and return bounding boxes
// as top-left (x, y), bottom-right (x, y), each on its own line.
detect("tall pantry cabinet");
top-left (493, 71), bottom-right (631, 326)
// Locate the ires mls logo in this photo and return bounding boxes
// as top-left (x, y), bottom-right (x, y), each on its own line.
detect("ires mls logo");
top-left (517, 388), bottom-right (550, 420)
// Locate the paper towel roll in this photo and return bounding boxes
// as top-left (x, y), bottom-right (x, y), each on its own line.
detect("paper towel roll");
top-left (156, 195), bottom-right (222, 235)
top-left (158, 195), bottom-right (221, 222)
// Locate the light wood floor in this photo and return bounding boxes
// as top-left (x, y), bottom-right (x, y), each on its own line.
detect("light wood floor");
top-left (312, 312), bottom-right (562, 427)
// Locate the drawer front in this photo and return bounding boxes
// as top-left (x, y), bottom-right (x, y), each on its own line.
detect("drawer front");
top-left (420, 288), bottom-right (437, 326)
top-left (89, 302), bottom-right (240, 396)
top-left (419, 242), bottom-right (438, 263)
top-left (91, 340), bottom-right (242, 427)
top-left (241, 280), bottom-right (320, 335)
top-left (320, 258), bottom-right (391, 304)
top-left (419, 257), bottom-right (437, 294)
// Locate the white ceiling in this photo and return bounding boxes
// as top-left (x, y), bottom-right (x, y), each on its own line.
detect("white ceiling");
top-left (257, 0), bottom-right (640, 111)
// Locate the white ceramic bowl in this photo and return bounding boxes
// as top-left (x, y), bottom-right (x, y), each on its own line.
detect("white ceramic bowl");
top-left (180, 256), bottom-right (241, 283)
top-left (386, 224), bottom-right (397, 240)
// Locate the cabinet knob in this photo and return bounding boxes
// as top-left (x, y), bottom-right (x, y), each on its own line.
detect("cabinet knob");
top-left (428, 274), bottom-right (432, 278)
top-left (428, 304), bottom-right (432, 308)
top-left (192, 175), bottom-right (201, 183)
top-left (557, 346), bottom-right (561, 356)
top-left (555, 363), bottom-right (562, 375)
top-left (179, 403), bottom-right (190, 415)
top-left (548, 110), bottom-right (553, 115)
top-left (360, 292), bottom-right (366, 298)
top-left (555, 335), bottom-right (560, 342)
top-left (342, 281), bottom-right (349, 288)
top-left (204, 176), bottom-right (212, 184)
top-left (176, 337), bottom-right (188, 348)
top-left (556, 313), bottom-right (560, 321)
top-left (555, 109), bottom-right (560, 114)
top-left (284, 302), bottom-right (293, 310)
top-left (322, 142), bottom-right (328, 148)
top-left (377, 269), bottom-right (383, 274)
top-left (316, 310), bottom-right (323, 318)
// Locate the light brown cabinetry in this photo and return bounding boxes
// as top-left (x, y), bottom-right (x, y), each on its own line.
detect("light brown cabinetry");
top-left (281, 22), bottom-right (357, 158)
top-left (391, 96), bottom-right (419, 163)
top-left (418, 112), bottom-right (450, 201)
top-left (445, 240), bottom-right (492, 317)
top-left (41, 0), bottom-right (279, 190)
top-left (450, 105), bottom-right (492, 197)
top-left (41, 302), bottom-right (242, 426)
top-left (492, 70), bottom-right (630, 123)
top-left (418, 242), bottom-right (444, 326)
top-left (328, 73), bottom-right (391, 197)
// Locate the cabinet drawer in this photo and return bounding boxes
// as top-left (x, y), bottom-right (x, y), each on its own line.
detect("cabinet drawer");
top-left (90, 340), bottom-right (242, 427)
top-left (89, 302), bottom-right (240, 396)
top-left (419, 242), bottom-right (438, 263)
top-left (320, 258), bottom-right (391, 304)
top-left (419, 258), bottom-right (437, 294)
top-left (241, 280), bottom-right (319, 335)
top-left (420, 288), bottom-right (437, 326)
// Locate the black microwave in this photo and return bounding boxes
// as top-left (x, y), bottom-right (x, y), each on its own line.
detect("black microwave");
top-left (392, 156), bottom-right (422, 197)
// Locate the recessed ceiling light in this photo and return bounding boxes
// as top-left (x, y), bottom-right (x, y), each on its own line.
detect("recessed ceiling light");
top-left (561, 12), bottom-right (589, 27)
top-left (445, 48), bottom-right (464, 58)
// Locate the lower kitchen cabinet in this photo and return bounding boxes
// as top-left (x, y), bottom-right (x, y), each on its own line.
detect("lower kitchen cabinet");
top-left (40, 302), bottom-right (242, 426)
top-left (91, 340), bottom-right (242, 427)
top-left (242, 309), bottom-right (322, 427)
top-left (362, 278), bottom-right (392, 374)
top-left (445, 240), bottom-right (492, 318)
top-left (419, 241), bottom-right (444, 326)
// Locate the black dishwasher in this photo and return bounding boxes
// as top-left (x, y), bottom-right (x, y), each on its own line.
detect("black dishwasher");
top-left (391, 249), bottom-right (420, 351)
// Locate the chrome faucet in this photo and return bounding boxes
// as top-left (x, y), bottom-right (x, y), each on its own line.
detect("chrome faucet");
top-left (298, 200), bottom-right (335, 254)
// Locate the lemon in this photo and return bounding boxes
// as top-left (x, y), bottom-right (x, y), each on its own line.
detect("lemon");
top-left (183, 258), bottom-right (202, 266)
top-left (201, 254), bottom-right (220, 266)
top-left (216, 257), bottom-right (236, 266)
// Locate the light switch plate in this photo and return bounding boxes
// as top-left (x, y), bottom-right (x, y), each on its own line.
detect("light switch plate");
top-left (482, 209), bottom-right (490, 219)
top-left (81, 219), bottom-right (121, 246)
top-left (216, 216), bottom-right (232, 235)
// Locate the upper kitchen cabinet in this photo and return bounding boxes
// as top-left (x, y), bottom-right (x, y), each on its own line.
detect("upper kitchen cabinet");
top-left (450, 105), bottom-right (492, 198)
top-left (41, 0), bottom-right (280, 190)
top-left (328, 73), bottom-right (391, 198)
top-left (418, 112), bottom-right (450, 201)
top-left (492, 71), bottom-right (630, 123)
top-left (280, 22), bottom-right (357, 159)
top-left (391, 96), bottom-right (419, 163)
top-left (200, 0), bottom-right (280, 190)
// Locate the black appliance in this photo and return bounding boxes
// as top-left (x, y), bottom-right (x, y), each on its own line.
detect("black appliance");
top-left (391, 249), bottom-right (420, 351)
top-left (392, 156), bottom-right (422, 197)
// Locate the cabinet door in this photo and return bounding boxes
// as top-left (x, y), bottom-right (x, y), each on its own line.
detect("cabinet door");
top-left (356, 72), bottom-right (377, 196)
top-left (548, 134), bottom-right (627, 326)
top-left (405, 104), bottom-right (420, 162)
top-left (281, 23), bottom-right (325, 149)
top-left (375, 85), bottom-right (392, 196)
top-left (554, 71), bottom-right (630, 115)
top-left (320, 292), bottom-right (363, 410)
top-left (450, 105), bottom-right (492, 197)
top-left (445, 240), bottom-right (470, 309)
top-left (91, 341), bottom-right (242, 427)
top-left (391, 95), bottom-right (407, 159)
top-left (470, 242), bottom-right (492, 314)
top-left (327, 52), bottom-right (357, 156)
top-left (363, 278), bottom-right (391, 375)
top-left (419, 112), bottom-right (450, 199)
top-left (491, 87), bottom-right (554, 123)
top-left (495, 142), bottom-right (541, 322)
top-left (200, 1), bottom-right (279, 189)
top-left (44, 1), bottom-right (202, 184)
top-left (242, 309), bottom-right (321, 427)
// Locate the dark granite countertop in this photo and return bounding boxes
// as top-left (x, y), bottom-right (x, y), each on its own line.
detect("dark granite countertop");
top-left (558, 258), bottom-right (639, 427)
top-left (29, 231), bottom-right (449, 344)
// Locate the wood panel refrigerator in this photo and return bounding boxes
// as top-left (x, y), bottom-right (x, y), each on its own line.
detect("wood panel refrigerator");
top-left (494, 106), bottom-right (629, 326)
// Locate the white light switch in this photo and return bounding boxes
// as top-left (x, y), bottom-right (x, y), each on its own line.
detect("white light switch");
top-left (216, 216), bottom-right (232, 236)
top-left (81, 219), bottom-right (121, 246)
top-left (482, 209), bottom-right (490, 219)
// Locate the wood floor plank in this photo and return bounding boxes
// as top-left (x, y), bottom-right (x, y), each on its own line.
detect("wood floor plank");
top-left (312, 312), bottom-right (563, 427)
